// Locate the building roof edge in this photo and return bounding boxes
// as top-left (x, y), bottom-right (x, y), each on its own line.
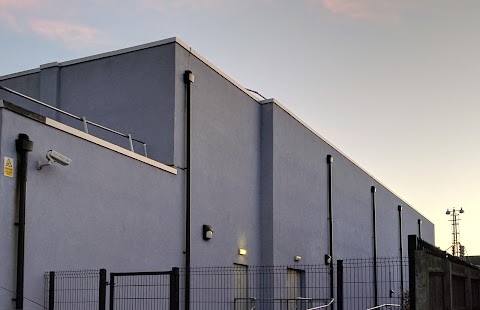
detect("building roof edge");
top-left (0, 100), bottom-right (177, 175)
top-left (60, 37), bottom-right (179, 67)
top-left (0, 68), bottom-right (40, 81)
top-left (0, 37), bottom-right (180, 81)
top-left (174, 40), bottom-right (261, 102)
top-left (260, 98), bottom-right (432, 223)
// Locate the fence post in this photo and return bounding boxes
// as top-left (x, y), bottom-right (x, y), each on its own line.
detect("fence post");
top-left (109, 273), bottom-right (115, 310)
top-left (48, 271), bottom-right (55, 310)
top-left (170, 267), bottom-right (180, 310)
top-left (337, 260), bottom-right (343, 310)
top-left (99, 269), bottom-right (107, 310)
top-left (408, 235), bottom-right (417, 310)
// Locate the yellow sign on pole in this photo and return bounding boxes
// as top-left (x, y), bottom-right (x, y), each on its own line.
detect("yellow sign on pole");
top-left (4, 156), bottom-right (14, 177)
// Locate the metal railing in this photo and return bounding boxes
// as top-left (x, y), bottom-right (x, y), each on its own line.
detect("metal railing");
top-left (0, 86), bottom-right (148, 156)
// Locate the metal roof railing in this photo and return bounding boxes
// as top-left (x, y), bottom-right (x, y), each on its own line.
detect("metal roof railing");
top-left (0, 86), bottom-right (148, 157)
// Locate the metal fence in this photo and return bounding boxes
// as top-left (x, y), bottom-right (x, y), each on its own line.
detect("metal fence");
top-left (338, 258), bottom-right (408, 310)
top-left (109, 269), bottom-right (179, 310)
top-left (43, 269), bottom-right (106, 310)
top-left (43, 259), bottom-right (411, 310)
top-left (182, 265), bottom-right (333, 310)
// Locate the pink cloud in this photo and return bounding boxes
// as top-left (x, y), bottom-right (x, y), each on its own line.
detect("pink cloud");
top-left (0, 0), bottom-right (38, 9)
top-left (141, 0), bottom-right (223, 11)
top-left (30, 20), bottom-right (105, 47)
top-left (0, 0), bottom-right (40, 30)
top-left (320, 0), bottom-right (409, 22)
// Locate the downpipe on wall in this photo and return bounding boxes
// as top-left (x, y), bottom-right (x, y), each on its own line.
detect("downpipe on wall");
top-left (15, 133), bottom-right (34, 309)
top-left (326, 155), bottom-right (334, 309)
top-left (371, 185), bottom-right (378, 307)
top-left (398, 205), bottom-right (404, 308)
top-left (417, 219), bottom-right (422, 239)
top-left (184, 70), bottom-right (194, 310)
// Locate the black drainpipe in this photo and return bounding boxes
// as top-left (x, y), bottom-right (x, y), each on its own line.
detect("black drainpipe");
top-left (398, 205), bottom-right (404, 308)
top-left (417, 219), bottom-right (422, 239)
top-left (326, 154), bottom-right (334, 307)
top-left (15, 133), bottom-right (33, 309)
top-left (184, 70), bottom-right (194, 310)
top-left (371, 185), bottom-right (378, 307)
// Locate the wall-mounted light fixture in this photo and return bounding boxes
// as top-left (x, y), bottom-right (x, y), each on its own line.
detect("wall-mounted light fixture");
top-left (294, 255), bottom-right (302, 262)
top-left (238, 248), bottom-right (247, 256)
top-left (202, 225), bottom-right (213, 241)
top-left (325, 254), bottom-right (332, 265)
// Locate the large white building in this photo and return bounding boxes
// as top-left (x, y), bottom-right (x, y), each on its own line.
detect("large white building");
top-left (0, 37), bottom-right (434, 310)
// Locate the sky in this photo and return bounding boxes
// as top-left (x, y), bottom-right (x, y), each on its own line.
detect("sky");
top-left (0, 0), bottom-right (479, 255)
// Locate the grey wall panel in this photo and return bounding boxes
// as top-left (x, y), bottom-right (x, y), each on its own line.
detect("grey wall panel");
top-left (173, 46), bottom-right (187, 167)
top-left (260, 104), bottom-right (274, 266)
top-left (0, 73), bottom-right (40, 98)
top-left (39, 64), bottom-right (60, 107)
top-left (271, 104), bottom-right (330, 265)
top-left (332, 152), bottom-right (374, 259)
top-left (175, 45), bottom-right (262, 267)
top-left (266, 105), bottom-right (435, 261)
top-left (0, 73), bottom-right (59, 119)
top-left (375, 185), bottom-right (404, 258)
top-left (58, 44), bottom-right (176, 163)
top-left (1, 44), bottom-right (177, 163)
top-left (0, 109), bottom-right (18, 310)
top-left (0, 109), bottom-right (183, 307)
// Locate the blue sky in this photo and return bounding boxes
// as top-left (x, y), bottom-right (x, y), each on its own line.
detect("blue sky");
top-left (1, 0), bottom-right (479, 255)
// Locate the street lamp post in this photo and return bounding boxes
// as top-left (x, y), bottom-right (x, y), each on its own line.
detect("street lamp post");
top-left (445, 207), bottom-right (464, 257)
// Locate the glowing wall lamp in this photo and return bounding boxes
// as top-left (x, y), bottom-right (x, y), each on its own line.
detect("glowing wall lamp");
top-left (238, 248), bottom-right (247, 256)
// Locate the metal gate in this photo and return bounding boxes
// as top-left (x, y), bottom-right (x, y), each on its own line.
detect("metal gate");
top-left (109, 268), bottom-right (179, 310)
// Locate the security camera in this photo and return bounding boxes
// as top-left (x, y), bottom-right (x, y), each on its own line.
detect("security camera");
top-left (37, 150), bottom-right (72, 170)
top-left (46, 150), bottom-right (71, 165)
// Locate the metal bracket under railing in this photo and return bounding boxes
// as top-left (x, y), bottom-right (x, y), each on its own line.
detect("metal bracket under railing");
top-left (306, 298), bottom-right (334, 310)
top-left (0, 86), bottom-right (148, 157)
top-left (366, 304), bottom-right (401, 310)
top-left (234, 297), bottom-right (334, 310)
